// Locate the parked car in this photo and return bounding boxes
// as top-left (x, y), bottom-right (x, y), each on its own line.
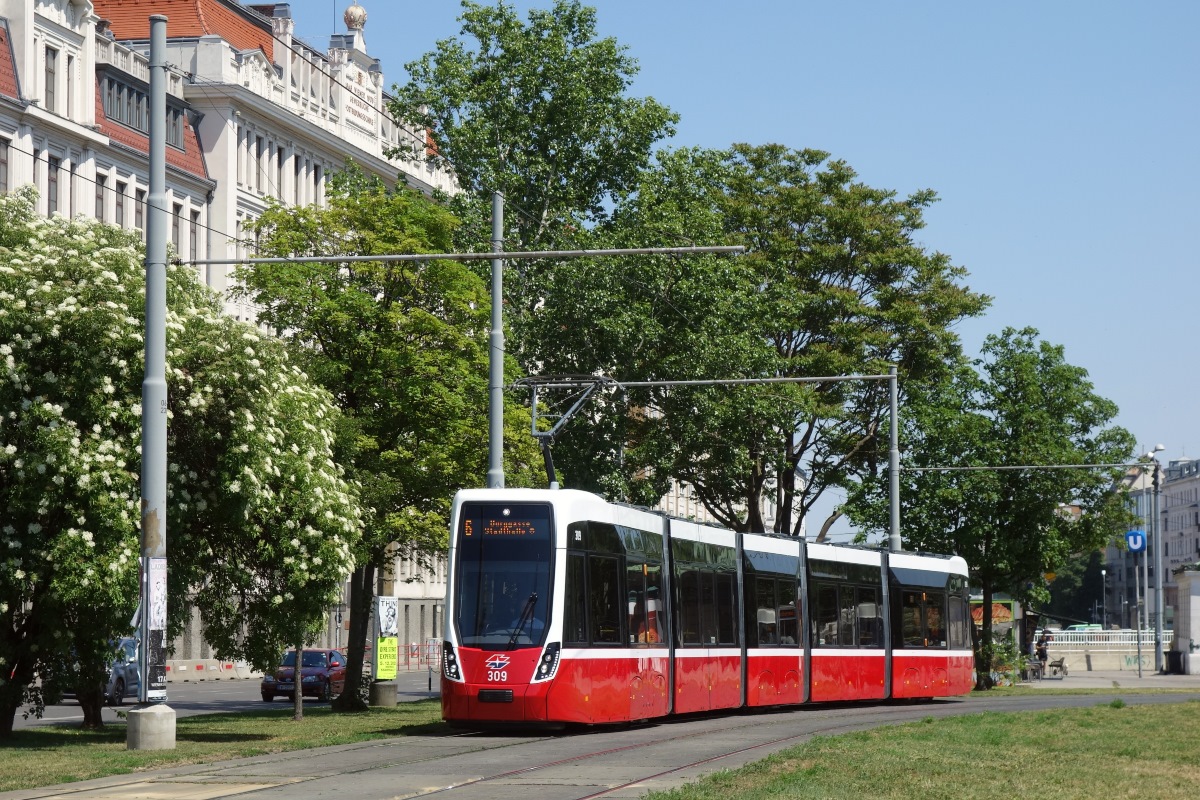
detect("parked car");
top-left (60, 637), bottom-right (140, 706)
top-left (260, 648), bottom-right (347, 702)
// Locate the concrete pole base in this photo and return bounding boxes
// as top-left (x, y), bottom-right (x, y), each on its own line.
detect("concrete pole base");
top-left (127, 704), bottom-right (176, 750)
top-left (369, 681), bottom-right (397, 707)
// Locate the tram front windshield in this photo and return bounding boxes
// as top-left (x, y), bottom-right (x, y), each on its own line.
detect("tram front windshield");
top-left (454, 502), bottom-right (553, 649)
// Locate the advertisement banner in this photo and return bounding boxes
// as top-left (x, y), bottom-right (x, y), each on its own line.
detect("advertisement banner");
top-left (373, 596), bottom-right (399, 680)
top-left (375, 637), bottom-right (398, 680)
top-left (144, 556), bottom-right (168, 701)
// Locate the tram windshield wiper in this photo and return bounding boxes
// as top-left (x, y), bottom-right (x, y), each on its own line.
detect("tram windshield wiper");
top-left (507, 592), bottom-right (538, 650)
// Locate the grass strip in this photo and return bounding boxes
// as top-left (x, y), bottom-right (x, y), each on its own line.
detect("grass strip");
top-left (0, 700), bottom-right (446, 792)
top-left (644, 700), bottom-right (1200, 800)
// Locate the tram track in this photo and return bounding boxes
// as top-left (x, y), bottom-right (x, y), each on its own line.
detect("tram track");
top-left (394, 692), bottom-right (1195, 800)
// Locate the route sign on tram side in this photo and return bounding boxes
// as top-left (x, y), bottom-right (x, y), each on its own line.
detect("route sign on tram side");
top-left (1125, 530), bottom-right (1147, 553)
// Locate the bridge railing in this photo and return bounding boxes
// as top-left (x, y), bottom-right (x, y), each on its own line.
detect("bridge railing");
top-left (1043, 629), bottom-right (1172, 651)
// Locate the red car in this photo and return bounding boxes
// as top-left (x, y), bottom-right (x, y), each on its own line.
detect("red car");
top-left (260, 648), bottom-right (347, 702)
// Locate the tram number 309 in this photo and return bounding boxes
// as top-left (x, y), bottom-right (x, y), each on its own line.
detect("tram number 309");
top-left (487, 670), bottom-right (508, 682)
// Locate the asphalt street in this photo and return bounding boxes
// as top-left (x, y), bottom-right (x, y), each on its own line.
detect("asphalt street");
top-left (5, 669), bottom-right (1197, 800)
top-left (14, 667), bottom-right (440, 730)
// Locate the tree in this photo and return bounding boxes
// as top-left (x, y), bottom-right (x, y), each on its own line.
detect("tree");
top-left (389, 0), bottom-right (679, 374)
top-left (844, 327), bottom-right (1136, 686)
top-left (239, 167), bottom-right (543, 710)
top-left (515, 145), bottom-right (988, 531)
top-left (0, 189), bottom-right (361, 735)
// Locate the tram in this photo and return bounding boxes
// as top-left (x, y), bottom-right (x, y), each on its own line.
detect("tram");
top-left (441, 488), bottom-right (974, 726)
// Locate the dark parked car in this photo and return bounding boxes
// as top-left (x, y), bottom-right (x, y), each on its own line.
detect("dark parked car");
top-left (260, 648), bottom-right (346, 702)
top-left (60, 637), bottom-right (140, 705)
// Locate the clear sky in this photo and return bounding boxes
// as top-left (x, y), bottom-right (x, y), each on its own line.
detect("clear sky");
top-left (286, 1), bottom-right (1198, 539)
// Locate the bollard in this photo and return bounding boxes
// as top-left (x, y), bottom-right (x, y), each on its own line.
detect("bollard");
top-left (368, 681), bottom-right (397, 707)
top-left (127, 704), bottom-right (176, 751)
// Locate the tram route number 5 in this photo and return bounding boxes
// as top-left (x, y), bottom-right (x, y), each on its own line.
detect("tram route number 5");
top-left (485, 654), bottom-right (510, 682)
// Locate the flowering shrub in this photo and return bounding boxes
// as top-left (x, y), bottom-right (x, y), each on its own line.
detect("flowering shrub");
top-left (0, 189), bottom-right (362, 730)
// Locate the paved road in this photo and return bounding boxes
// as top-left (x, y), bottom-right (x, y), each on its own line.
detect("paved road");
top-left (5, 669), bottom-right (1197, 800)
top-left (14, 667), bottom-right (441, 729)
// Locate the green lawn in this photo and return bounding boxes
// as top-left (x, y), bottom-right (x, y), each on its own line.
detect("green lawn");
top-left (0, 700), bottom-right (447, 792)
top-left (3, 695), bottom-right (1200, 799)
top-left (645, 700), bottom-right (1200, 800)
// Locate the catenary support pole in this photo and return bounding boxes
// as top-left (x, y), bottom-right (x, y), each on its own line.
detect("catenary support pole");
top-left (130, 14), bottom-right (174, 750)
top-left (1153, 462), bottom-right (1164, 672)
top-left (487, 192), bottom-right (505, 488)
top-left (888, 365), bottom-right (901, 553)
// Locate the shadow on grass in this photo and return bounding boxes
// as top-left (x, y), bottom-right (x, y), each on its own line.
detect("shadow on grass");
top-left (177, 733), bottom-right (274, 743)
top-left (2, 728), bottom-right (126, 748)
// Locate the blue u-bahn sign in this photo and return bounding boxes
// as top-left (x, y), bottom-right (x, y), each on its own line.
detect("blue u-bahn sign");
top-left (1125, 530), bottom-right (1147, 553)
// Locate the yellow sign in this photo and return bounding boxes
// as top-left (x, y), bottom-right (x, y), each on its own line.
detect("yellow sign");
top-left (1044, 572), bottom-right (1056, 582)
top-left (375, 637), bottom-right (398, 680)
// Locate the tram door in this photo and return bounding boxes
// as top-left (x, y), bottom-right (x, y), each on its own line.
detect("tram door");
top-left (669, 523), bottom-right (740, 714)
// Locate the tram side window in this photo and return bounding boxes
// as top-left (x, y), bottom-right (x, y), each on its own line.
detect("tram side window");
top-left (678, 570), bottom-right (702, 645)
top-left (715, 573), bottom-right (736, 645)
top-left (588, 555), bottom-right (623, 644)
top-left (699, 573), bottom-right (718, 644)
top-left (926, 591), bottom-right (946, 647)
top-left (856, 586), bottom-right (883, 647)
top-left (837, 585), bottom-right (856, 646)
top-left (948, 591), bottom-right (969, 649)
top-left (898, 590), bottom-right (947, 648)
top-left (901, 591), bottom-right (925, 647)
top-left (755, 578), bottom-right (777, 645)
top-left (777, 580), bottom-right (798, 645)
top-left (564, 553), bottom-right (587, 645)
top-left (815, 583), bottom-right (839, 646)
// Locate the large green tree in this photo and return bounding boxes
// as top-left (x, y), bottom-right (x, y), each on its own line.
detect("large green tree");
top-left (844, 327), bottom-right (1135, 684)
top-left (391, 0), bottom-right (677, 251)
top-left (517, 145), bottom-right (988, 531)
top-left (239, 168), bottom-right (543, 710)
top-left (0, 189), bottom-right (361, 735)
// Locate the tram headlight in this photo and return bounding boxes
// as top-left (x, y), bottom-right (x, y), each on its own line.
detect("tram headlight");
top-left (533, 642), bottom-right (561, 682)
top-left (443, 640), bottom-right (462, 682)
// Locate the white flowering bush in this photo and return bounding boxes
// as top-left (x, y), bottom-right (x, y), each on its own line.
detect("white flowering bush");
top-left (0, 189), bottom-right (362, 731)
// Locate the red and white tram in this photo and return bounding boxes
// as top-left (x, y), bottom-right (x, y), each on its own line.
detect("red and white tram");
top-left (441, 488), bottom-right (973, 726)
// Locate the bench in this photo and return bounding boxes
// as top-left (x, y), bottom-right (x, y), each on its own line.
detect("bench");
top-left (1027, 660), bottom-right (1045, 680)
top-left (1047, 657), bottom-right (1068, 678)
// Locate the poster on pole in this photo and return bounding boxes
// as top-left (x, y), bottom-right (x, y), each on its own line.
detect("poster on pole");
top-left (144, 556), bottom-right (168, 701)
top-left (374, 596), bottom-right (398, 681)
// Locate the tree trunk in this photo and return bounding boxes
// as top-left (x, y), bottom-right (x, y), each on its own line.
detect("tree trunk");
top-left (332, 563), bottom-right (374, 712)
top-left (78, 686), bottom-right (106, 729)
top-left (975, 578), bottom-right (995, 690)
top-left (0, 699), bottom-right (16, 738)
top-left (292, 635), bottom-right (304, 721)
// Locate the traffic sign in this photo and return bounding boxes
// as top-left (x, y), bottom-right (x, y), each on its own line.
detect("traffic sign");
top-left (1125, 530), bottom-right (1147, 553)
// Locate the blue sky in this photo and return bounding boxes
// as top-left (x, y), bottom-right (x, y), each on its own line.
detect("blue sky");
top-left (287, 1), bottom-right (1198, 538)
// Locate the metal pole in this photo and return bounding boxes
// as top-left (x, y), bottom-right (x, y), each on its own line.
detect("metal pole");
top-left (1135, 551), bottom-right (1142, 678)
top-left (138, 14), bottom-right (169, 708)
top-left (888, 365), bottom-right (901, 553)
top-left (1153, 460), bottom-right (1164, 672)
top-left (486, 192), bottom-right (505, 489)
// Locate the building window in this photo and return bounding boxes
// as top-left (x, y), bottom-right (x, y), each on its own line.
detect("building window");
top-left (255, 136), bottom-right (265, 192)
top-left (95, 174), bottom-right (106, 222)
top-left (172, 203), bottom-right (183, 250)
top-left (45, 47), bottom-right (57, 113)
top-left (0, 138), bottom-right (9, 194)
top-left (135, 189), bottom-right (146, 234)
top-left (66, 55), bottom-right (75, 119)
top-left (189, 210), bottom-right (199, 262)
top-left (115, 181), bottom-right (126, 227)
top-left (167, 108), bottom-right (184, 148)
top-left (46, 156), bottom-right (60, 214)
top-left (69, 162), bottom-right (77, 217)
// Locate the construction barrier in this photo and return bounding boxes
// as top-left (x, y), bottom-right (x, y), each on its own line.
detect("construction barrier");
top-left (165, 659), bottom-right (261, 681)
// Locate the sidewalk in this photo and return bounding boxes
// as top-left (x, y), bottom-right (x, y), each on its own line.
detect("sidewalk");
top-left (1020, 667), bottom-right (1200, 690)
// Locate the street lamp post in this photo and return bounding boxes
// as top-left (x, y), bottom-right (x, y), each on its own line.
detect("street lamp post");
top-left (1147, 444), bottom-right (1165, 673)
top-left (1100, 568), bottom-right (1106, 629)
